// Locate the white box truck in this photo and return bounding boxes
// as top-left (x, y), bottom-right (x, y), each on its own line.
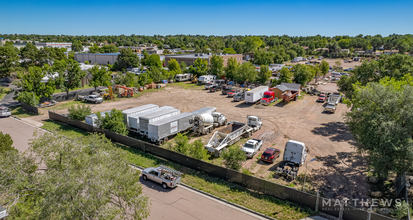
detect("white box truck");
top-left (139, 108), bottom-right (181, 136)
top-left (85, 110), bottom-right (111, 127)
top-left (128, 106), bottom-right (174, 133)
top-left (245, 86), bottom-right (269, 104)
top-left (122, 104), bottom-right (159, 128)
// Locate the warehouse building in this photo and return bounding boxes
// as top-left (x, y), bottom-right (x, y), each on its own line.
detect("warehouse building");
top-left (74, 53), bottom-right (119, 65)
top-left (164, 53), bottom-right (243, 67)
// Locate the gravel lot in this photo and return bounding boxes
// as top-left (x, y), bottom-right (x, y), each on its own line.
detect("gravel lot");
top-left (32, 82), bottom-right (368, 200)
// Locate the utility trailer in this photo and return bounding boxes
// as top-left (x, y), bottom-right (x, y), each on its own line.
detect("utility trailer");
top-left (148, 112), bottom-right (194, 145)
top-left (327, 94), bottom-right (341, 105)
top-left (205, 116), bottom-right (262, 157)
top-left (139, 108), bottom-right (180, 136)
top-left (128, 106), bottom-right (174, 133)
top-left (122, 104), bottom-right (159, 128)
top-left (274, 140), bottom-right (307, 180)
top-left (245, 86), bottom-right (269, 104)
top-left (85, 110), bottom-right (111, 127)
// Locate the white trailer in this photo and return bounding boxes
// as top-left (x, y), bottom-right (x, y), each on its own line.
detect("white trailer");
top-left (139, 108), bottom-right (180, 136)
top-left (245, 86), bottom-right (269, 104)
top-left (128, 106), bottom-right (174, 133)
top-left (148, 112), bottom-right (195, 145)
top-left (85, 110), bottom-right (111, 127)
top-left (327, 94), bottom-right (341, 105)
top-left (275, 140), bottom-right (307, 180)
top-left (198, 75), bottom-right (216, 84)
top-left (122, 104), bottom-right (159, 128)
top-left (175, 73), bottom-right (192, 82)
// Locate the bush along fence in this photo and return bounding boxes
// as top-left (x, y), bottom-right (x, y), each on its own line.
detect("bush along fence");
top-left (48, 111), bottom-right (395, 220)
top-left (21, 103), bottom-right (39, 115)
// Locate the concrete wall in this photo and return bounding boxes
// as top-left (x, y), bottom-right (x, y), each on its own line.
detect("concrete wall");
top-left (74, 54), bottom-right (118, 65)
top-left (21, 103), bottom-right (38, 115)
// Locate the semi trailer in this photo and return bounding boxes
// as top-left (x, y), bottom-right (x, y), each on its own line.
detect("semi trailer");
top-left (139, 108), bottom-right (181, 136)
top-left (148, 112), bottom-right (195, 145)
top-left (122, 104), bottom-right (159, 128)
top-left (128, 106), bottom-right (174, 133)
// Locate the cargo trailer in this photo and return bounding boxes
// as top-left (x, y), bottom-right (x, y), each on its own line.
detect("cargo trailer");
top-left (128, 106), bottom-right (174, 132)
top-left (148, 112), bottom-right (195, 145)
top-left (122, 104), bottom-right (159, 127)
top-left (85, 110), bottom-right (111, 127)
top-left (245, 86), bottom-right (269, 104)
top-left (139, 108), bottom-right (181, 136)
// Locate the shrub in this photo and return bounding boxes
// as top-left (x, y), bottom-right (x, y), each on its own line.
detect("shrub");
top-left (68, 104), bottom-right (92, 121)
top-left (189, 139), bottom-right (208, 160)
top-left (84, 61), bottom-right (89, 64)
top-left (0, 132), bottom-right (17, 154)
top-left (222, 146), bottom-right (246, 171)
top-left (174, 133), bottom-right (190, 155)
top-left (96, 109), bottom-right (128, 135)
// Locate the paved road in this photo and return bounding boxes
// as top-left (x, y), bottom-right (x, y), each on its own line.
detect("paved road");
top-left (140, 177), bottom-right (265, 220)
top-left (0, 86), bottom-right (19, 107)
top-left (0, 117), bottom-right (43, 152)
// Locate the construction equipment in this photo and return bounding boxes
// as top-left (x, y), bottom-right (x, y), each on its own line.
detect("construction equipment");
top-left (114, 85), bottom-right (134, 98)
top-left (275, 140), bottom-right (307, 180)
top-left (100, 86), bottom-right (114, 100)
top-left (191, 76), bottom-right (198, 83)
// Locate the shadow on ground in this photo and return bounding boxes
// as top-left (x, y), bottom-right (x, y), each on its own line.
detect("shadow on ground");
top-left (311, 122), bottom-right (357, 145)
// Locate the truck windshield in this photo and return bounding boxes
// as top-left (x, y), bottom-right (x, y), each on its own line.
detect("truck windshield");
top-left (263, 95), bottom-right (271, 98)
top-left (244, 143), bottom-right (255, 149)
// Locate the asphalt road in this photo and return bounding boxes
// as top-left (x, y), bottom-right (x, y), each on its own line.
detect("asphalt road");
top-left (0, 117), bottom-right (265, 220)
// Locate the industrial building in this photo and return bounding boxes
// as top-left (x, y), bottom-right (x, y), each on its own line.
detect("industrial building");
top-left (74, 53), bottom-right (119, 65)
top-left (164, 53), bottom-right (243, 67)
top-left (35, 42), bottom-right (72, 49)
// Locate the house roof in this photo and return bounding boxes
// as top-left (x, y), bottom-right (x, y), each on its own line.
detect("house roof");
top-left (276, 83), bottom-right (301, 92)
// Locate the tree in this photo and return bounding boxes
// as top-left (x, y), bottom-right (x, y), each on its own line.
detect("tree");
top-left (0, 132), bottom-right (150, 219)
top-left (97, 109), bottom-right (128, 135)
top-left (253, 49), bottom-right (274, 65)
top-left (71, 40), bottom-right (84, 52)
top-left (16, 66), bottom-right (56, 104)
top-left (174, 133), bottom-right (190, 155)
top-left (292, 64), bottom-right (314, 86)
top-left (222, 146), bottom-right (246, 171)
top-left (0, 132), bottom-right (16, 154)
top-left (180, 61), bottom-right (187, 72)
top-left (89, 65), bottom-right (111, 91)
top-left (223, 48), bottom-right (237, 54)
top-left (55, 59), bottom-right (86, 98)
top-left (100, 45), bottom-right (118, 53)
top-left (20, 43), bottom-right (39, 67)
top-left (225, 57), bottom-right (240, 80)
top-left (320, 60), bottom-right (329, 78)
top-left (333, 60), bottom-right (342, 71)
top-left (312, 64), bottom-right (321, 83)
top-left (243, 36), bottom-right (263, 52)
top-left (257, 65), bottom-right (271, 84)
top-left (337, 75), bottom-right (358, 98)
top-left (208, 38), bottom-right (224, 54)
top-left (210, 54), bottom-right (224, 78)
top-left (89, 44), bottom-right (100, 53)
top-left (277, 67), bottom-right (293, 84)
top-left (235, 62), bottom-right (257, 83)
top-left (168, 59), bottom-right (181, 74)
top-left (193, 58), bottom-right (208, 76)
top-left (146, 54), bottom-right (162, 70)
top-left (189, 139), bottom-right (208, 160)
top-left (0, 44), bottom-right (20, 77)
top-left (68, 104), bottom-right (92, 121)
top-left (345, 78), bottom-right (413, 178)
top-left (116, 48), bottom-right (140, 70)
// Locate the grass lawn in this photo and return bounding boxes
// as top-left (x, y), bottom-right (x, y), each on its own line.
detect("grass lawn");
top-left (169, 82), bottom-right (204, 90)
top-left (41, 120), bottom-right (316, 220)
top-left (133, 87), bottom-right (165, 98)
top-left (9, 106), bottom-right (37, 118)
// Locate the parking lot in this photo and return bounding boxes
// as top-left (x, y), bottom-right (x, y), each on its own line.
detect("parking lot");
top-left (32, 82), bottom-right (366, 200)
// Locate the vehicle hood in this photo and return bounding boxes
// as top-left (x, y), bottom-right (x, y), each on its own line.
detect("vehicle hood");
top-left (241, 147), bottom-right (254, 153)
top-left (261, 98), bottom-right (270, 102)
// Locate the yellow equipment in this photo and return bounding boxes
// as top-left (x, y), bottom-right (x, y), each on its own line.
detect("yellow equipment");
top-left (101, 86), bottom-right (114, 100)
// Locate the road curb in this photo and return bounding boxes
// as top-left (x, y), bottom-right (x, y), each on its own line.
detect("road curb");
top-left (130, 164), bottom-right (277, 220)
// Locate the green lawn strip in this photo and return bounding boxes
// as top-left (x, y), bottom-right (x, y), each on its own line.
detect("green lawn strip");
top-left (169, 82), bottom-right (204, 90)
top-left (9, 106), bottom-right (37, 118)
top-left (41, 121), bottom-right (315, 220)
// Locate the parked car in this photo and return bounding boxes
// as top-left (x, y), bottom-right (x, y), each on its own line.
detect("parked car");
top-left (324, 103), bottom-right (336, 113)
top-left (0, 77), bottom-right (12, 87)
top-left (227, 88), bottom-right (240, 97)
top-left (0, 107), bottom-right (12, 117)
top-left (344, 68), bottom-right (354, 71)
top-left (317, 93), bottom-right (326, 102)
top-left (141, 165), bottom-right (182, 189)
top-left (340, 72), bottom-right (349, 76)
top-left (261, 148), bottom-right (281, 163)
top-left (209, 84), bottom-right (222, 92)
top-left (204, 82), bottom-right (215, 90)
top-left (241, 139), bottom-right (263, 158)
top-left (233, 92), bottom-right (245, 102)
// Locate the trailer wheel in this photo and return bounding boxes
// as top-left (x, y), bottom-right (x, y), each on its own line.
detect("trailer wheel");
top-left (158, 139), bottom-right (164, 145)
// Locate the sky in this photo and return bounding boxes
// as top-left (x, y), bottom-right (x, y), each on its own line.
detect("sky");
top-left (1, 0), bottom-right (412, 37)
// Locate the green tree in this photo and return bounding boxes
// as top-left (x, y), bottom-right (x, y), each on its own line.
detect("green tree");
top-left (292, 64), bottom-right (314, 86)
top-left (345, 78), bottom-right (413, 178)
top-left (100, 45), bottom-right (118, 53)
top-left (168, 59), bottom-right (181, 74)
top-left (225, 57), bottom-right (240, 80)
top-left (253, 48), bottom-right (274, 65)
top-left (68, 104), bottom-right (92, 121)
top-left (243, 36), bottom-right (263, 52)
top-left (193, 58), bottom-right (208, 76)
top-left (174, 133), bottom-right (190, 155)
top-left (97, 109), bottom-right (128, 135)
top-left (189, 139), bottom-right (208, 160)
top-left (180, 61), bottom-right (187, 72)
top-left (223, 48), bottom-right (237, 54)
top-left (277, 67), bottom-right (293, 84)
top-left (20, 43), bottom-right (39, 67)
top-left (257, 65), bottom-right (271, 84)
top-left (320, 60), bottom-right (329, 78)
top-left (337, 75), bottom-right (358, 98)
top-left (0, 44), bottom-right (20, 77)
top-left (116, 48), bottom-right (140, 70)
top-left (71, 40), bottom-right (84, 52)
top-left (89, 44), bottom-right (100, 53)
top-left (89, 65), bottom-right (111, 91)
top-left (222, 146), bottom-right (247, 171)
top-left (208, 38), bottom-right (224, 54)
top-left (0, 132), bottom-right (149, 219)
top-left (210, 54), bottom-right (224, 78)
top-left (55, 59), bottom-right (87, 98)
top-left (146, 54), bottom-right (162, 70)
top-left (17, 66), bottom-right (56, 103)
top-left (0, 132), bottom-right (16, 154)
top-left (235, 62), bottom-right (257, 83)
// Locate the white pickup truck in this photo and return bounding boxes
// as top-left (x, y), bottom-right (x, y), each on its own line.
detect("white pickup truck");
top-left (141, 165), bottom-right (182, 189)
top-left (0, 107), bottom-right (12, 117)
top-left (83, 95), bottom-right (103, 104)
top-left (241, 139), bottom-right (263, 158)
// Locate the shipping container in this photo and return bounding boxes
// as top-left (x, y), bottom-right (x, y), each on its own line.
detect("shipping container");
top-left (148, 113), bottom-right (194, 144)
top-left (85, 110), bottom-right (111, 127)
top-left (245, 86), bottom-right (269, 104)
top-left (128, 106), bottom-right (174, 132)
top-left (191, 106), bottom-right (216, 116)
top-left (122, 104), bottom-right (159, 127)
top-left (139, 108), bottom-right (181, 136)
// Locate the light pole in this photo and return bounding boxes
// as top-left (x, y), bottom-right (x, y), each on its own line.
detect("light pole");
top-left (302, 158), bottom-right (316, 192)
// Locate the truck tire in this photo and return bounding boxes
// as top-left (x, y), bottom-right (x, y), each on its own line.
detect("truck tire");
top-left (143, 175), bottom-right (148, 180)
top-left (158, 139), bottom-right (164, 145)
top-left (127, 94), bottom-right (131, 98)
top-left (118, 94), bottom-right (122, 98)
top-left (162, 183), bottom-right (168, 189)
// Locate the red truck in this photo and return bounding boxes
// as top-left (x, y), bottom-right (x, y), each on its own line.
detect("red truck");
top-left (317, 93), bottom-right (326, 102)
top-left (260, 91), bottom-right (276, 105)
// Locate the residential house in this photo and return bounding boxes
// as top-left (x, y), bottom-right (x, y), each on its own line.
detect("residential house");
top-left (383, 50), bottom-right (399, 55)
top-left (271, 83), bottom-right (301, 99)
top-left (341, 49), bottom-right (350, 54)
top-left (165, 53), bottom-right (243, 67)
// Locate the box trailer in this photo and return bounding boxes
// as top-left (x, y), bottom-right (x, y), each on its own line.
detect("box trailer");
top-left (85, 110), bottom-right (111, 127)
top-left (128, 106), bottom-right (174, 132)
top-left (175, 73), bottom-right (192, 82)
top-left (245, 86), bottom-right (269, 104)
top-left (122, 104), bottom-right (159, 128)
top-left (139, 108), bottom-right (181, 136)
top-left (148, 112), bottom-right (195, 145)
top-left (191, 106), bottom-right (217, 116)
top-left (274, 140), bottom-right (307, 180)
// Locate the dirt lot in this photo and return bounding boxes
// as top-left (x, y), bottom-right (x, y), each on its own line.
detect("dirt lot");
top-left (31, 82), bottom-right (368, 201)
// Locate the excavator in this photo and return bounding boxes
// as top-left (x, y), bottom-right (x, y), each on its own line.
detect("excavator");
top-left (114, 85), bottom-right (134, 98)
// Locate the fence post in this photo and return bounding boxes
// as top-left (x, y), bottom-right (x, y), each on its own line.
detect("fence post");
top-left (367, 204), bottom-right (372, 220)
top-left (338, 201), bottom-right (344, 220)
top-left (315, 189), bottom-right (319, 212)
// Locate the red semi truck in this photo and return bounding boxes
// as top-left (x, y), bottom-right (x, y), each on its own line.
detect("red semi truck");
top-left (260, 91), bottom-right (276, 105)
